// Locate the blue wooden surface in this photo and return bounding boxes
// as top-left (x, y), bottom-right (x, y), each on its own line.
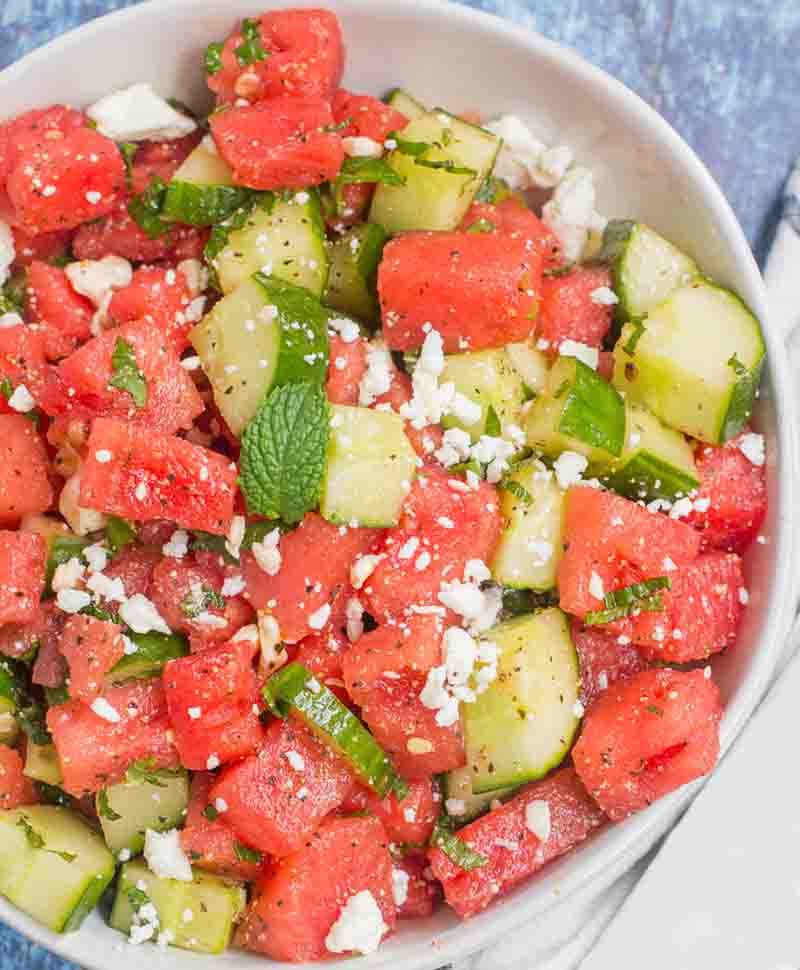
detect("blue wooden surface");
top-left (0, 0), bottom-right (796, 966)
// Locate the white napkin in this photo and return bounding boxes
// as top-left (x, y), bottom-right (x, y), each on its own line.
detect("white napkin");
top-left (452, 163), bottom-right (800, 970)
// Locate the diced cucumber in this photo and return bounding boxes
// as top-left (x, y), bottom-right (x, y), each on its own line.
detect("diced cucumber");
top-left (97, 767), bottom-right (189, 857)
top-left (212, 193), bottom-right (328, 297)
top-left (24, 741), bottom-right (62, 786)
top-left (491, 460), bottom-right (565, 590)
top-left (0, 806), bottom-right (114, 932)
top-left (604, 403), bottom-right (699, 501)
top-left (463, 609), bottom-right (580, 794)
top-left (106, 630), bottom-right (188, 685)
top-left (612, 280), bottom-right (766, 443)
top-left (384, 89), bottom-right (427, 121)
top-left (443, 765), bottom-right (516, 823)
top-left (0, 661), bottom-right (20, 745)
top-left (110, 858), bottom-right (246, 954)
top-left (599, 220), bottom-right (699, 321)
top-left (440, 349), bottom-right (525, 440)
top-left (190, 274), bottom-right (329, 436)
top-left (321, 405), bottom-right (417, 528)
top-left (505, 340), bottom-right (550, 395)
top-left (525, 357), bottom-right (625, 465)
top-left (324, 223), bottom-right (388, 324)
top-left (369, 109), bottom-right (501, 233)
top-left (162, 142), bottom-right (250, 226)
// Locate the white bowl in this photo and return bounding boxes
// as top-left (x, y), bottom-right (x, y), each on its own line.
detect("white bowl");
top-left (0, 1), bottom-right (796, 968)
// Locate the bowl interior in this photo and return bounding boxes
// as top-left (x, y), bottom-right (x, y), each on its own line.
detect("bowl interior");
top-left (0, 2), bottom-right (794, 969)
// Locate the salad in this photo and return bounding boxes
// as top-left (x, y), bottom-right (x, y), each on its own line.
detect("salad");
top-left (0, 5), bottom-right (768, 963)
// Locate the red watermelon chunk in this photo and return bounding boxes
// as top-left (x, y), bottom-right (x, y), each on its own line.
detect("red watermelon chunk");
top-left (6, 127), bottom-right (126, 234)
top-left (26, 260), bottom-right (94, 361)
top-left (101, 545), bottom-right (160, 602)
top-left (379, 230), bottom-right (543, 352)
top-left (207, 9), bottom-right (344, 106)
top-left (340, 777), bottom-right (439, 846)
top-left (332, 89), bottom-right (408, 143)
top-left (1, 601), bottom-right (63, 664)
top-left (688, 432), bottom-right (768, 553)
top-left (80, 418), bottom-right (237, 535)
top-left (163, 637), bottom-right (263, 771)
top-left (11, 226), bottom-right (72, 269)
top-left (538, 266), bottom-right (615, 353)
top-left (573, 668), bottom-right (722, 821)
top-left (393, 853), bottom-right (441, 919)
top-left (0, 415), bottom-right (53, 525)
top-left (460, 198), bottom-right (563, 268)
top-left (293, 626), bottom-right (351, 691)
top-left (0, 745), bottom-right (38, 809)
top-left (0, 106), bottom-right (87, 187)
top-left (210, 98), bottom-right (344, 191)
top-left (326, 334), bottom-right (367, 406)
top-left (235, 815), bottom-right (395, 962)
top-left (42, 320), bottom-right (204, 434)
top-left (107, 266), bottom-right (196, 354)
top-left (180, 772), bottom-right (264, 881)
top-left (47, 678), bottom-right (179, 796)
top-left (572, 620), bottom-right (649, 709)
top-left (0, 531), bottom-right (46, 626)
top-left (128, 134), bottom-right (202, 195)
top-left (59, 614), bottom-right (125, 703)
top-left (242, 513), bottom-right (381, 644)
top-left (210, 716), bottom-right (354, 857)
top-left (364, 469), bottom-right (502, 623)
top-left (429, 766), bottom-right (605, 918)
top-left (0, 325), bottom-right (49, 403)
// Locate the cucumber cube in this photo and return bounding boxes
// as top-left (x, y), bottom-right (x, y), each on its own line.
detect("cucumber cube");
top-left (324, 223), bottom-right (388, 324)
top-left (24, 741), bottom-right (62, 786)
top-left (440, 348), bottom-right (525, 440)
top-left (97, 767), bottom-right (189, 856)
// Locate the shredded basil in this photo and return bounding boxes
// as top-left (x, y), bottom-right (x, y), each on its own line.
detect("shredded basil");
top-left (429, 816), bottom-right (488, 871)
top-left (235, 17), bottom-right (269, 66)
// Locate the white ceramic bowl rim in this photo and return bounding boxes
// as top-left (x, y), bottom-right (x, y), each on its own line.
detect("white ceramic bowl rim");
top-left (0, 2), bottom-right (796, 969)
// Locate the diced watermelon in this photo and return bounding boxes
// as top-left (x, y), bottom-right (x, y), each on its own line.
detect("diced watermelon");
top-left (180, 772), bottom-right (264, 881)
top-left (628, 552), bottom-right (745, 663)
top-left (0, 531), bottom-right (46, 626)
top-left (210, 717), bottom-right (354, 857)
top-left (208, 9), bottom-right (344, 106)
top-left (326, 334), bottom-right (367, 406)
top-left (80, 418), bottom-right (237, 535)
top-left (47, 678), bottom-right (179, 796)
top-left (429, 766), bottom-right (605, 917)
top-left (378, 231), bottom-right (543, 352)
top-left (26, 260), bottom-right (94, 361)
top-left (210, 98), bottom-right (344, 191)
top-left (332, 90), bottom-right (408, 143)
top-left (242, 513), bottom-right (381, 643)
top-left (0, 325), bottom-right (49, 403)
top-left (558, 485), bottom-right (702, 620)
top-left (328, 181), bottom-right (373, 229)
top-left (393, 853), bottom-right (441, 919)
top-left (235, 815), bottom-right (395, 962)
top-left (293, 626), bottom-right (351, 689)
top-left (572, 620), bottom-right (648, 708)
top-left (58, 614), bottom-right (125, 703)
top-left (107, 266), bottom-right (196, 353)
top-left (342, 614), bottom-right (465, 779)
top-left (101, 545), bottom-right (161, 601)
top-left (364, 469), bottom-right (502, 622)
top-left (688, 433), bottom-right (768, 553)
top-left (538, 266), bottom-right (615, 353)
top-left (6, 127), bottom-right (126, 234)
top-left (573, 668), bottom-right (722, 821)
top-left (128, 134), bottom-right (202, 195)
top-left (371, 367), bottom-right (444, 460)
top-left (0, 106), bottom-right (87, 187)
top-left (151, 554), bottom-right (253, 649)
top-left (0, 745), bottom-right (38, 809)
top-left (0, 415), bottom-right (53, 525)
top-left (11, 226), bottom-right (72, 268)
top-left (340, 777), bottom-right (438, 846)
top-left (41, 320), bottom-right (204, 434)
top-left (460, 198), bottom-right (563, 268)
top-left (163, 637), bottom-right (263, 771)
top-left (0, 601), bottom-right (63, 665)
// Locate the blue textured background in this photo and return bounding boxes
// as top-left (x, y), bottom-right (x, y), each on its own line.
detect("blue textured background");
top-left (0, 0), bottom-right (796, 966)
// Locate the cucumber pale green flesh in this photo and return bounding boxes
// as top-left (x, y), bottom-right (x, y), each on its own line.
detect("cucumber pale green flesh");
top-left (97, 768), bottom-right (189, 856)
top-left (384, 88), bottom-right (427, 120)
top-left (599, 220), bottom-right (699, 321)
top-left (163, 142), bottom-right (249, 226)
top-left (189, 274), bottom-right (330, 437)
top-left (323, 222), bottom-right (388, 323)
top-left (604, 403), bottom-right (699, 501)
top-left (369, 109), bottom-right (501, 233)
top-left (110, 858), bottom-right (246, 953)
top-left (612, 280), bottom-right (766, 443)
top-left (213, 193), bottom-right (329, 297)
top-left (490, 459), bottom-right (565, 590)
top-left (440, 348), bottom-right (526, 440)
top-left (0, 806), bottom-right (115, 932)
top-left (505, 340), bottom-right (550, 395)
top-left (443, 765), bottom-right (517, 823)
top-left (264, 662), bottom-right (407, 798)
top-left (463, 609), bottom-right (580, 794)
top-left (321, 405), bottom-right (417, 528)
top-left (24, 741), bottom-right (62, 786)
top-left (106, 630), bottom-right (189, 685)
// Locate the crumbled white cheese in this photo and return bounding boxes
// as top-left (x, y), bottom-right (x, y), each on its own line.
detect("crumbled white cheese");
top-left (256, 613), bottom-right (285, 673)
top-left (7, 385), bottom-right (36, 413)
top-left (345, 596), bottom-right (365, 643)
top-left (0, 220), bottom-right (14, 288)
top-left (56, 588), bottom-right (92, 614)
top-left (86, 571), bottom-right (127, 603)
top-left (285, 750), bottom-right (305, 771)
top-left (329, 317), bottom-right (361, 344)
top-left (358, 339), bottom-right (394, 406)
top-left (251, 527), bottom-right (282, 576)
top-left (308, 603), bottom-right (331, 631)
top-left (225, 515), bottom-right (246, 561)
top-left (65, 256), bottom-right (132, 307)
top-left (120, 594), bottom-right (171, 635)
top-left (52, 556), bottom-right (86, 593)
top-left (590, 286), bottom-right (619, 306)
top-left (445, 798), bottom-right (466, 817)
top-left (738, 432), bottom-right (765, 467)
top-left (350, 553), bottom-right (383, 590)
top-left (391, 868), bottom-right (409, 907)
top-left (222, 574), bottom-right (246, 598)
top-left (88, 83), bottom-right (197, 141)
top-left (177, 259), bottom-right (209, 298)
top-left (325, 890), bottom-right (388, 955)
top-left (342, 136), bottom-right (383, 159)
top-left (524, 799), bottom-right (551, 842)
top-left (83, 542), bottom-right (109, 574)
top-left (542, 166), bottom-right (604, 263)
top-left (144, 828), bottom-right (193, 882)
top-left (588, 570), bottom-right (605, 602)
top-left (553, 451), bottom-right (589, 490)
top-left (485, 115), bottom-right (573, 190)
top-left (435, 427), bottom-right (473, 468)
top-left (559, 339), bottom-right (599, 370)
top-left (90, 697), bottom-right (121, 723)
top-left (162, 529), bottom-right (189, 560)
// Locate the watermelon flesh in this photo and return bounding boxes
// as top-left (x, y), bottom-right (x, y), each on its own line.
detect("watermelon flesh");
top-left (0, 415), bottom-right (53, 526)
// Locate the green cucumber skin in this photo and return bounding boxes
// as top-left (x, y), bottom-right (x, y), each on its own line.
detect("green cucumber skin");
top-left (721, 353), bottom-right (764, 443)
top-left (558, 359), bottom-right (626, 457)
top-left (162, 181), bottom-right (252, 227)
top-left (324, 223), bottom-right (388, 323)
top-left (107, 631), bottom-right (188, 685)
top-left (0, 660), bottom-right (20, 709)
top-left (605, 451), bottom-right (699, 502)
top-left (383, 88), bottom-right (427, 120)
top-left (62, 869), bottom-right (114, 933)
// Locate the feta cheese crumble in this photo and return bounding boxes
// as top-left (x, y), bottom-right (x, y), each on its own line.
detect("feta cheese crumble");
top-left (738, 432), bottom-right (765, 467)
top-left (120, 594), bottom-right (171, 635)
top-left (524, 799), bottom-right (552, 842)
top-left (7, 384), bottom-right (36, 413)
top-left (342, 136), bottom-right (383, 159)
top-left (559, 339), bottom-right (599, 370)
top-left (88, 83), bottom-right (197, 142)
top-left (358, 339), bottom-right (393, 406)
top-left (542, 166), bottom-right (606, 263)
top-left (590, 286), bottom-right (619, 306)
top-left (485, 115), bottom-right (573, 191)
top-left (553, 451), bottom-right (589, 490)
top-left (90, 697), bottom-right (121, 723)
top-left (325, 891), bottom-right (388, 955)
top-left (143, 828), bottom-right (193, 882)
top-left (0, 220), bottom-right (14, 288)
top-left (251, 527), bottom-right (282, 576)
top-left (65, 256), bottom-right (132, 307)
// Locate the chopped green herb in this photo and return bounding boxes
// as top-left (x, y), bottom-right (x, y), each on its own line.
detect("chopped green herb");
top-left (98, 788), bottom-right (122, 822)
top-left (466, 218), bottom-right (496, 234)
top-left (336, 157), bottom-right (406, 188)
top-left (202, 804), bottom-right (219, 822)
top-left (585, 576), bottom-right (671, 626)
top-left (109, 337), bottom-right (148, 408)
top-left (645, 704), bottom-right (664, 717)
top-left (119, 142), bottom-right (138, 186)
top-left (181, 583), bottom-right (226, 619)
top-left (105, 516), bottom-right (137, 557)
top-left (126, 885), bottom-right (151, 911)
top-left (35, 782), bottom-right (75, 808)
top-left (622, 319), bottom-right (646, 356)
top-left (501, 587), bottom-right (558, 618)
top-left (128, 176), bottom-right (170, 239)
top-left (235, 17), bottom-right (269, 66)
top-left (18, 702), bottom-right (51, 747)
top-left (414, 158), bottom-right (477, 176)
top-left (125, 758), bottom-right (181, 788)
top-left (484, 405), bottom-right (501, 438)
top-left (390, 135), bottom-right (432, 157)
top-left (544, 263), bottom-right (575, 279)
top-left (233, 842), bottom-right (262, 864)
top-left (727, 352), bottom-right (747, 377)
top-left (498, 479), bottom-right (533, 507)
top-left (324, 116), bottom-right (352, 133)
top-left (50, 849), bottom-right (77, 863)
top-left (429, 816), bottom-right (488, 871)
top-left (17, 815), bottom-right (45, 850)
top-left (474, 176), bottom-right (511, 204)
top-left (0, 378), bottom-right (13, 400)
top-left (204, 41), bottom-right (225, 75)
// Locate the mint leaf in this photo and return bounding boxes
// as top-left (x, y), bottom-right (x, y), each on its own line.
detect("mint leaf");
top-left (126, 885), bottom-right (151, 911)
top-left (119, 142), bottom-right (138, 187)
top-left (233, 842), bottom-right (262, 864)
top-left (125, 758), bottom-right (182, 788)
top-left (204, 192), bottom-right (269, 266)
top-left (17, 815), bottom-right (45, 850)
top-left (109, 337), bottom-right (147, 408)
top-left (390, 135), bottom-right (432, 157)
top-left (128, 176), bottom-right (169, 239)
top-left (106, 516), bottom-right (136, 557)
top-left (181, 583), bottom-right (225, 618)
top-left (498, 479), bottom-right (532, 507)
top-left (336, 157), bottom-right (405, 187)
top-left (235, 17), bottom-right (269, 66)
top-left (98, 788), bottom-right (122, 822)
top-left (622, 320), bottom-right (646, 356)
top-left (204, 41), bottom-right (225, 75)
top-left (466, 218), bottom-right (496, 234)
top-left (429, 816), bottom-right (487, 871)
top-left (240, 382), bottom-right (330, 524)
top-left (484, 405), bottom-right (501, 438)
top-left (414, 157), bottom-right (476, 176)
top-left (202, 803), bottom-right (219, 822)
